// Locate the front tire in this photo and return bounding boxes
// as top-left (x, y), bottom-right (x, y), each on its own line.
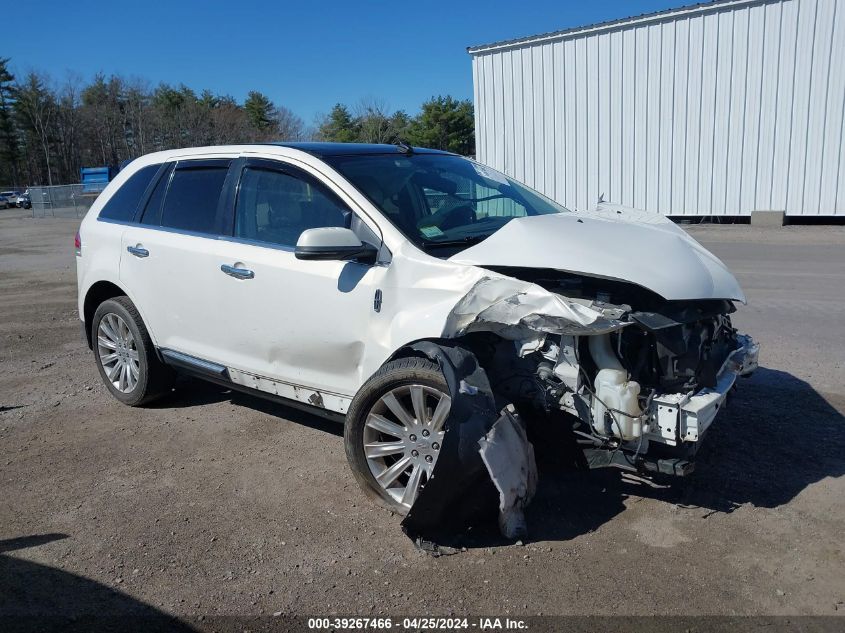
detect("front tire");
top-left (345, 357), bottom-right (452, 514)
top-left (92, 296), bottom-right (174, 406)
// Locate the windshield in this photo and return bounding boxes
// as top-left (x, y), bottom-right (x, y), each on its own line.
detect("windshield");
top-left (324, 153), bottom-right (568, 253)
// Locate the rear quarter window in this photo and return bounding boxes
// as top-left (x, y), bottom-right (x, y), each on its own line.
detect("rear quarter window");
top-left (98, 164), bottom-right (161, 221)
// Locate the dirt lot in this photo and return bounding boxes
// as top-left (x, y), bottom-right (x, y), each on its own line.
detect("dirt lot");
top-left (1, 208), bottom-right (844, 626)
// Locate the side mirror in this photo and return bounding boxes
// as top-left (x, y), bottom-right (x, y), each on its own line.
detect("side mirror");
top-left (295, 227), bottom-right (378, 264)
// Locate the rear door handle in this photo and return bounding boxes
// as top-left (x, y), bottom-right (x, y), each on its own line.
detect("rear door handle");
top-left (127, 245), bottom-right (149, 258)
top-left (220, 264), bottom-right (255, 280)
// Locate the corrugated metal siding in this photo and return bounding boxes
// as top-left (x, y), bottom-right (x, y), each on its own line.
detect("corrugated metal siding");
top-left (470, 0), bottom-right (845, 216)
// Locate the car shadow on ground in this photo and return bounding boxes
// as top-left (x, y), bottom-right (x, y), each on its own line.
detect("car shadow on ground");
top-left (0, 534), bottom-right (196, 632)
top-left (152, 376), bottom-right (343, 437)
top-left (432, 366), bottom-right (845, 549)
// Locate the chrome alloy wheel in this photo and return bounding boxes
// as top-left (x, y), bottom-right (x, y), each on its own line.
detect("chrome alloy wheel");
top-left (363, 384), bottom-right (451, 510)
top-left (96, 313), bottom-right (140, 394)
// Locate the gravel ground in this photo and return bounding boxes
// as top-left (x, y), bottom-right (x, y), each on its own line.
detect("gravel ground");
top-left (1, 209), bottom-right (843, 627)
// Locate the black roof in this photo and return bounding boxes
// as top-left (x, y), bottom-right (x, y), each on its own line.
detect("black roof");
top-left (271, 142), bottom-right (454, 157)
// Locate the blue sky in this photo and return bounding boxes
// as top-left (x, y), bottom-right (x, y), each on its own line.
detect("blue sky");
top-left (6, 0), bottom-right (684, 123)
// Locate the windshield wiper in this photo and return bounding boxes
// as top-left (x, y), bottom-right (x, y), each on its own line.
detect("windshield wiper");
top-left (420, 235), bottom-right (489, 250)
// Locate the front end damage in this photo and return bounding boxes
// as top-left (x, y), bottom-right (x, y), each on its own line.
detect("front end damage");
top-left (402, 270), bottom-right (758, 545)
top-left (449, 271), bottom-right (758, 466)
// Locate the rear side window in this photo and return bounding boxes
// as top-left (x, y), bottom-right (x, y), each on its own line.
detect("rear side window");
top-left (98, 164), bottom-right (160, 221)
top-left (159, 162), bottom-right (229, 234)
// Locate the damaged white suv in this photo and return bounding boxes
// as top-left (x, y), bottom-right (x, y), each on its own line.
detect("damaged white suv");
top-left (76, 143), bottom-right (758, 536)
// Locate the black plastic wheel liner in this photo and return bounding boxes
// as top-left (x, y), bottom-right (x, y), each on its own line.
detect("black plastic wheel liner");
top-left (400, 341), bottom-right (502, 543)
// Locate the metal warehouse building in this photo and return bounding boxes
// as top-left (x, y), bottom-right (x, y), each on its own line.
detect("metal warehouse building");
top-left (468, 0), bottom-right (844, 218)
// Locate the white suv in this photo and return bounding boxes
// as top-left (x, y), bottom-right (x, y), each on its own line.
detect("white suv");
top-left (76, 143), bottom-right (757, 527)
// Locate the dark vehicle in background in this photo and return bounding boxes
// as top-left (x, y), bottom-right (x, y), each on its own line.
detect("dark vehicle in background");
top-left (17, 191), bottom-right (32, 209)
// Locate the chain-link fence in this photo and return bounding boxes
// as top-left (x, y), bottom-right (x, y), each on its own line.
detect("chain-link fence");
top-left (29, 185), bottom-right (100, 219)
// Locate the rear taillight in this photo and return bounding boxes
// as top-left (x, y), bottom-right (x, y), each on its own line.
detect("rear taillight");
top-left (74, 230), bottom-right (81, 256)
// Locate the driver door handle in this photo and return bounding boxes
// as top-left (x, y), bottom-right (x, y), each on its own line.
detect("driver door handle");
top-left (220, 264), bottom-right (255, 280)
top-left (127, 245), bottom-right (149, 258)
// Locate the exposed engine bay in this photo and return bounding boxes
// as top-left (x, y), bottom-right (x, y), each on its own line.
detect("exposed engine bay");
top-left (458, 267), bottom-right (759, 478)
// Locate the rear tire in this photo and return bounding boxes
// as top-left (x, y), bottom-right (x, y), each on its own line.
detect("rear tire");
top-left (92, 296), bottom-right (174, 406)
top-left (345, 357), bottom-right (452, 515)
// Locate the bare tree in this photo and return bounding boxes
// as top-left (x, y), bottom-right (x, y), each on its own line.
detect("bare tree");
top-left (79, 74), bottom-right (128, 167)
top-left (210, 95), bottom-right (252, 144)
top-left (54, 73), bottom-right (83, 184)
top-left (274, 105), bottom-right (305, 141)
top-left (124, 77), bottom-right (151, 157)
top-left (15, 71), bottom-right (56, 185)
top-left (355, 97), bottom-right (394, 143)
